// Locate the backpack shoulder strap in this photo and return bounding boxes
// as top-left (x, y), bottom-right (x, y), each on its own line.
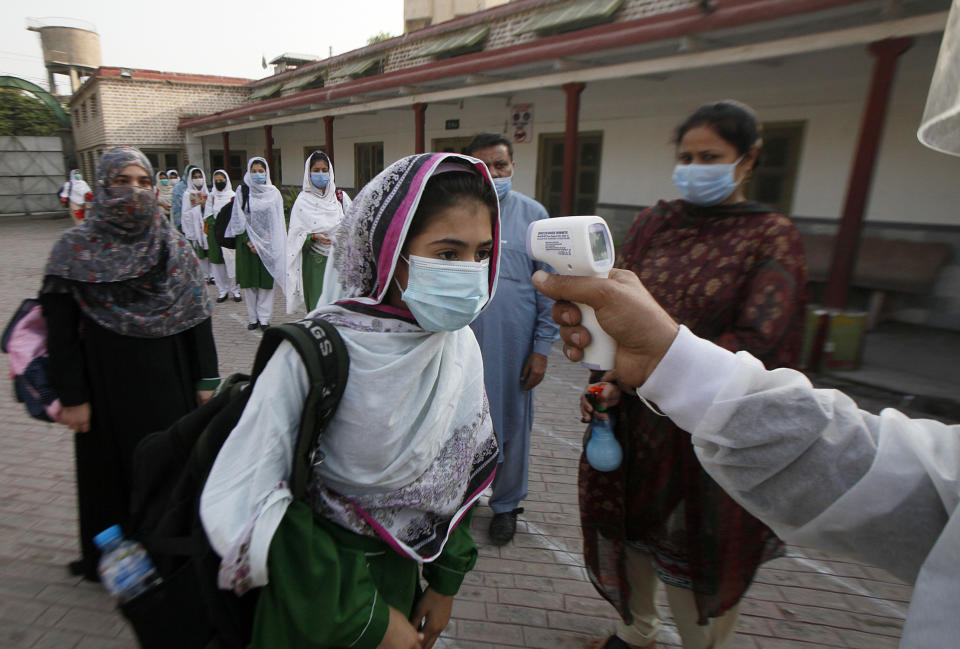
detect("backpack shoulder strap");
top-left (252, 319), bottom-right (349, 500)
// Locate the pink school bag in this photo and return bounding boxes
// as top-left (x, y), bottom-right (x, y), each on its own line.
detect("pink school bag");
top-left (2, 298), bottom-right (62, 422)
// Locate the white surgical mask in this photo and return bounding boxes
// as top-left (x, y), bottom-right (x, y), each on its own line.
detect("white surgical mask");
top-left (672, 157), bottom-right (743, 206)
top-left (399, 255), bottom-right (490, 331)
top-left (192, 178), bottom-right (204, 189)
top-left (493, 175), bottom-right (512, 200)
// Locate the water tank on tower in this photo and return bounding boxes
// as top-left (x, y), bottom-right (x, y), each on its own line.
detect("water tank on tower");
top-left (26, 17), bottom-right (101, 95)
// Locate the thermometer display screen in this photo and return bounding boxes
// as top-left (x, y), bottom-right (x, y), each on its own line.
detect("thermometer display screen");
top-left (589, 225), bottom-right (611, 262)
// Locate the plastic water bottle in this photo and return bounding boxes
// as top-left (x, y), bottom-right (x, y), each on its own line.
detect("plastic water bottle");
top-left (93, 525), bottom-right (161, 603)
top-left (585, 385), bottom-right (622, 472)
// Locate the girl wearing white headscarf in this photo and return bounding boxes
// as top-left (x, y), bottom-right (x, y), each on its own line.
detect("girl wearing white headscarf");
top-left (284, 151), bottom-right (351, 314)
top-left (201, 153), bottom-right (501, 649)
top-left (155, 170), bottom-right (173, 220)
top-left (181, 167), bottom-right (212, 282)
top-left (226, 157), bottom-right (286, 329)
top-left (59, 169), bottom-right (92, 224)
top-left (204, 169), bottom-right (240, 302)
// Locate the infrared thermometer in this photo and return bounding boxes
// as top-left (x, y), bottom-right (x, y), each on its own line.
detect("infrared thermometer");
top-left (526, 215), bottom-right (617, 371)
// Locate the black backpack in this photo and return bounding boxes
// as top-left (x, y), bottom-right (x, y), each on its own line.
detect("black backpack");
top-left (120, 318), bottom-right (349, 649)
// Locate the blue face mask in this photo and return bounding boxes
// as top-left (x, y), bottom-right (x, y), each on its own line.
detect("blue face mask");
top-left (493, 175), bottom-right (512, 201)
top-left (399, 255), bottom-right (490, 332)
top-left (73, 173), bottom-right (82, 180)
top-left (310, 172), bottom-right (330, 189)
top-left (672, 157), bottom-right (743, 206)
top-left (250, 172), bottom-right (267, 185)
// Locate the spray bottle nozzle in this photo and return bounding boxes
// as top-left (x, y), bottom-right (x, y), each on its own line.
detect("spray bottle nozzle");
top-left (587, 385), bottom-right (607, 412)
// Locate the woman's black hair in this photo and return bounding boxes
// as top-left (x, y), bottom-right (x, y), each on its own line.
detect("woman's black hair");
top-left (190, 168), bottom-right (203, 178)
top-left (406, 171), bottom-right (498, 245)
top-left (309, 151), bottom-right (329, 168)
top-left (673, 101), bottom-right (763, 167)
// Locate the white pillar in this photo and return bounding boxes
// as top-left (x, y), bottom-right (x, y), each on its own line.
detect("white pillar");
top-left (184, 130), bottom-right (204, 167)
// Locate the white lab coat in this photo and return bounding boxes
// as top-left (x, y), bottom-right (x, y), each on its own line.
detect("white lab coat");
top-left (638, 325), bottom-right (959, 649)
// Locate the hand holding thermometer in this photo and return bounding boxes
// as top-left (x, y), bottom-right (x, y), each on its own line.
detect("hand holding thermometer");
top-left (526, 215), bottom-right (617, 371)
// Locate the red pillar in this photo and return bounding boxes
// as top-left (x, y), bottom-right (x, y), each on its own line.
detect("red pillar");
top-left (264, 125), bottom-right (274, 183)
top-left (824, 37), bottom-right (913, 308)
top-left (809, 37), bottom-right (912, 372)
top-left (561, 83), bottom-right (585, 217)
top-left (324, 116), bottom-right (335, 167)
top-left (413, 103), bottom-right (427, 155)
top-left (221, 131), bottom-right (230, 175)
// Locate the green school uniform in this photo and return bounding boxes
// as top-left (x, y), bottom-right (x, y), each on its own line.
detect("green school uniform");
top-left (193, 241), bottom-right (208, 260)
top-left (252, 500), bottom-right (477, 649)
top-left (235, 232), bottom-right (274, 290)
top-left (205, 215), bottom-right (224, 265)
top-left (301, 240), bottom-right (328, 313)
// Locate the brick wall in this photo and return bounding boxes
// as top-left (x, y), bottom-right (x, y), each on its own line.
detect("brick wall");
top-left (97, 79), bottom-right (247, 147)
top-left (69, 74), bottom-right (248, 179)
top-left (71, 87), bottom-right (107, 152)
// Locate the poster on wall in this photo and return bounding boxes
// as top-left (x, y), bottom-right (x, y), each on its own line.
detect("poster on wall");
top-left (510, 104), bottom-right (534, 144)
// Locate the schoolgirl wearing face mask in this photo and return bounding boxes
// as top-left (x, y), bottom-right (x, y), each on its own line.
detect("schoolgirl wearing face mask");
top-left (578, 101), bottom-right (808, 649)
top-left (284, 151), bottom-right (352, 314)
top-left (182, 168), bottom-right (213, 284)
top-left (204, 170), bottom-right (240, 302)
top-left (201, 153), bottom-right (500, 649)
top-left (226, 157), bottom-right (286, 330)
top-left (155, 171), bottom-right (173, 220)
top-left (59, 169), bottom-right (93, 224)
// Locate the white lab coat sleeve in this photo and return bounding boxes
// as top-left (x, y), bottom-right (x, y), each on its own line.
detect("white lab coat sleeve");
top-left (638, 325), bottom-right (957, 584)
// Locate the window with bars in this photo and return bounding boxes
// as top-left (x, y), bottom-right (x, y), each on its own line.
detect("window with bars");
top-left (745, 121), bottom-right (806, 215)
top-left (536, 132), bottom-right (604, 217)
top-left (354, 142), bottom-right (384, 192)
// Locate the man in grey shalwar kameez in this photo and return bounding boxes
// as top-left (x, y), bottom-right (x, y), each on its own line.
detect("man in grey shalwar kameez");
top-left (467, 134), bottom-right (559, 545)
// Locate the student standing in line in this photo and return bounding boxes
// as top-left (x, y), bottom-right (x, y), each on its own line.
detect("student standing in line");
top-left (41, 146), bottom-right (218, 582)
top-left (226, 157), bottom-right (286, 330)
top-left (59, 169), bottom-right (92, 224)
top-left (156, 170), bottom-right (173, 221)
top-left (202, 152), bottom-right (500, 649)
top-left (170, 164), bottom-right (195, 232)
top-left (205, 169), bottom-right (240, 302)
top-left (285, 151), bottom-right (351, 314)
top-left (182, 167), bottom-right (212, 283)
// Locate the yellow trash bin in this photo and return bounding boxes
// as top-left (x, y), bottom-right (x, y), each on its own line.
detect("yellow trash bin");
top-left (801, 307), bottom-right (868, 370)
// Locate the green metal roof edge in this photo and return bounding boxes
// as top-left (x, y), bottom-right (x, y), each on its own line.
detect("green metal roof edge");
top-left (248, 81), bottom-right (283, 100)
top-left (415, 25), bottom-right (491, 58)
top-left (328, 58), bottom-right (381, 80)
top-left (280, 70), bottom-right (324, 91)
top-left (518, 0), bottom-right (624, 35)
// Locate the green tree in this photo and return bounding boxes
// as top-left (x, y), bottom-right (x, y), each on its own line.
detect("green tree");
top-left (366, 31), bottom-right (394, 45)
top-left (0, 88), bottom-right (61, 136)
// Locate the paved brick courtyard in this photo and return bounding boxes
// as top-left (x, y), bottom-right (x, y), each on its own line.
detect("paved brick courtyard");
top-left (1, 214), bottom-right (911, 649)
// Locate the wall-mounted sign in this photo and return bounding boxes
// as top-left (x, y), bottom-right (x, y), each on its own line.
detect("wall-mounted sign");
top-left (445, 119), bottom-right (460, 130)
top-left (510, 104), bottom-right (534, 143)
